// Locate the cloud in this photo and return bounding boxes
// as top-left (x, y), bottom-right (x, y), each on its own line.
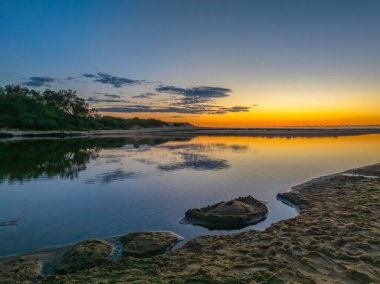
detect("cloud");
top-left (97, 84), bottom-right (249, 114)
top-left (104, 94), bottom-right (121, 98)
top-left (93, 92), bottom-right (122, 98)
top-left (83, 72), bottom-right (143, 88)
top-left (22, 76), bottom-right (57, 87)
top-left (87, 97), bottom-right (127, 103)
top-left (96, 104), bottom-right (250, 114)
top-left (213, 106), bottom-right (251, 114)
top-left (156, 86), bottom-right (231, 104)
top-left (132, 92), bottom-right (158, 99)
top-left (83, 73), bottom-right (96, 78)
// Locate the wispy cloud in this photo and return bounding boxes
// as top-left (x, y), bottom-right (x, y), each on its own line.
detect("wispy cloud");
top-left (93, 92), bottom-right (122, 98)
top-left (132, 92), bottom-right (158, 99)
top-left (22, 76), bottom-right (57, 87)
top-left (156, 86), bottom-right (231, 104)
top-left (83, 72), bottom-right (144, 88)
top-left (96, 104), bottom-right (250, 114)
top-left (87, 96), bottom-right (129, 103)
top-left (83, 73), bottom-right (96, 78)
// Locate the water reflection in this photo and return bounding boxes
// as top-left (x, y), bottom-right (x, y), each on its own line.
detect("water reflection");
top-left (157, 143), bottom-right (249, 152)
top-left (157, 153), bottom-right (229, 171)
top-left (0, 137), bottom-right (189, 184)
top-left (0, 137), bottom-right (242, 184)
top-left (1, 134), bottom-right (380, 257)
top-left (85, 169), bottom-right (142, 185)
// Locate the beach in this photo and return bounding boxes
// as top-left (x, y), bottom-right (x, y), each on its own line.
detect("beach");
top-left (1, 127), bottom-right (380, 141)
top-left (1, 163), bottom-right (379, 283)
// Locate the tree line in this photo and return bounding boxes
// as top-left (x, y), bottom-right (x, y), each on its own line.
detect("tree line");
top-left (0, 85), bottom-right (169, 130)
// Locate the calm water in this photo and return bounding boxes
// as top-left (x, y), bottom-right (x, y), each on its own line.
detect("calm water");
top-left (0, 134), bottom-right (379, 257)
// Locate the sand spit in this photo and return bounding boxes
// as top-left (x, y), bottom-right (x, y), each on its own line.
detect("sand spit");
top-left (1, 126), bottom-right (380, 140)
top-left (1, 163), bottom-right (380, 283)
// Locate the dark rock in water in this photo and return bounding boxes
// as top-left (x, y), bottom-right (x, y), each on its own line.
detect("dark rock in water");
top-left (121, 231), bottom-right (182, 257)
top-left (184, 196), bottom-right (268, 230)
top-left (55, 239), bottom-right (113, 274)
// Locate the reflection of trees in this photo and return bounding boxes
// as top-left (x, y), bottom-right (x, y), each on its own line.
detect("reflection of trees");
top-left (0, 137), bottom-right (186, 184)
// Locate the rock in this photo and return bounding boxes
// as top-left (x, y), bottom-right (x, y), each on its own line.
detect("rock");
top-left (121, 231), bottom-right (182, 257)
top-left (184, 196), bottom-right (268, 229)
top-left (55, 239), bottom-right (113, 274)
top-left (0, 258), bottom-right (42, 279)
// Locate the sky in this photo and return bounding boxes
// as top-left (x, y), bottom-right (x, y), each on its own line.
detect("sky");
top-left (0, 0), bottom-right (379, 127)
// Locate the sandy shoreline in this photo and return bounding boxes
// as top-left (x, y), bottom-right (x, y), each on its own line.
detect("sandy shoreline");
top-left (1, 163), bottom-right (379, 283)
top-left (1, 126), bottom-right (380, 139)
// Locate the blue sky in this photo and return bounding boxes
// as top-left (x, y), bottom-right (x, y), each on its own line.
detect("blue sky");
top-left (1, 0), bottom-right (379, 125)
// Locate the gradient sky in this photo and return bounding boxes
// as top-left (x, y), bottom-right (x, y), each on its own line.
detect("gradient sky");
top-left (1, 0), bottom-right (379, 126)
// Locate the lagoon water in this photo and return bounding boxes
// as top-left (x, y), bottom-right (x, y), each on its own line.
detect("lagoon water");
top-left (0, 134), bottom-right (379, 257)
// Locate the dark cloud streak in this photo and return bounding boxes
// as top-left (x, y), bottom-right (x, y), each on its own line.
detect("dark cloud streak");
top-left (96, 105), bottom-right (250, 114)
top-left (22, 76), bottom-right (57, 87)
top-left (132, 92), bottom-right (158, 99)
top-left (156, 86), bottom-right (231, 104)
top-left (83, 72), bottom-right (144, 88)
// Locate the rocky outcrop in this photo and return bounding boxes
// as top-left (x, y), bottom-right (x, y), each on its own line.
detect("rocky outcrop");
top-left (121, 231), bottom-right (182, 257)
top-left (54, 239), bottom-right (113, 274)
top-left (184, 195), bottom-right (268, 229)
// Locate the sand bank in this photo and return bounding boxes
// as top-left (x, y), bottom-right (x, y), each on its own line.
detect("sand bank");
top-left (1, 126), bottom-right (380, 140)
top-left (1, 163), bottom-right (379, 283)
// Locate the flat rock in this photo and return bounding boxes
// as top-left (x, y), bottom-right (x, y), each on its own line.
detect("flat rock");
top-left (121, 231), bottom-right (182, 257)
top-left (184, 196), bottom-right (268, 229)
top-left (0, 257), bottom-right (42, 280)
top-left (55, 239), bottom-right (113, 274)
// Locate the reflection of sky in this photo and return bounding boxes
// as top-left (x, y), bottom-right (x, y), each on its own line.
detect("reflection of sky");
top-left (1, 1), bottom-right (380, 126)
top-left (0, 134), bottom-right (380, 256)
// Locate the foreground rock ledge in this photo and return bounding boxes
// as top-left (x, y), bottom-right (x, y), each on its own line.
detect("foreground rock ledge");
top-left (184, 195), bottom-right (268, 229)
top-left (121, 231), bottom-right (183, 257)
top-left (55, 239), bottom-right (113, 275)
top-left (1, 163), bottom-right (380, 283)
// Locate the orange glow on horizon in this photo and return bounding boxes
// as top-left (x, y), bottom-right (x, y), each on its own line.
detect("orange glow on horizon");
top-left (99, 84), bottom-right (380, 127)
top-left (100, 109), bottom-right (380, 127)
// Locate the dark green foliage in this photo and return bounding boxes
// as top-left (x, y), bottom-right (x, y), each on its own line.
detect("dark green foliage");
top-left (0, 85), bottom-right (169, 130)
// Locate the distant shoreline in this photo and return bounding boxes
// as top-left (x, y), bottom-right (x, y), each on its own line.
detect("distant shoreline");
top-left (1, 126), bottom-right (380, 139)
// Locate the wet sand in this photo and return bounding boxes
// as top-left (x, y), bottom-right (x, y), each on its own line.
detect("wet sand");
top-left (1, 163), bottom-right (379, 283)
